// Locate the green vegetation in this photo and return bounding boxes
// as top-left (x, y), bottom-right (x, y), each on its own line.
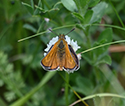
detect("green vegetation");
top-left (0, 0), bottom-right (125, 106)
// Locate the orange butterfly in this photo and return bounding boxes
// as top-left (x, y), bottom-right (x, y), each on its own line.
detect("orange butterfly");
top-left (41, 28), bottom-right (79, 72)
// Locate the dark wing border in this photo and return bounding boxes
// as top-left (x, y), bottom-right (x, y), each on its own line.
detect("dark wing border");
top-left (41, 45), bottom-right (59, 71)
top-left (68, 45), bottom-right (79, 70)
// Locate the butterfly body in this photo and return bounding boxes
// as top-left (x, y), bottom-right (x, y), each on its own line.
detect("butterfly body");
top-left (41, 34), bottom-right (79, 72)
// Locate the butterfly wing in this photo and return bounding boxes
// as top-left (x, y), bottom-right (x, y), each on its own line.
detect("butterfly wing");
top-left (41, 38), bottom-right (79, 71)
top-left (41, 44), bottom-right (59, 71)
top-left (63, 43), bottom-right (79, 71)
top-left (68, 45), bottom-right (79, 70)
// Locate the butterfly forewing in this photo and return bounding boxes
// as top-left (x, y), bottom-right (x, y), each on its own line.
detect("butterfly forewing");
top-left (63, 42), bottom-right (78, 71)
top-left (68, 45), bottom-right (79, 70)
top-left (41, 43), bottom-right (59, 71)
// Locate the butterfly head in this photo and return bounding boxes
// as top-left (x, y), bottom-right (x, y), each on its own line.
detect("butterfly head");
top-left (58, 34), bottom-right (65, 40)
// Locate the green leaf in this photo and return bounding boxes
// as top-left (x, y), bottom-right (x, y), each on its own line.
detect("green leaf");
top-left (4, 91), bottom-right (16, 102)
top-left (82, 53), bottom-right (93, 65)
top-left (76, 24), bottom-right (85, 30)
top-left (81, 28), bottom-right (113, 66)
top-left (61, 0), bottom-right (77, 12)
top-left (73, 10), bottom-right (93, 24)
top-left (94, 55), bottom-right (112, 66)
top-left (30, 0), bottom-right (34, 10)
top-left (93, 28), bottom-right (113, 65)
top-left (84, 10), bottom-right (93, 24)
top-left (72, 12), bottom-right (84, 23)
top-left (90, 2), bottom-right (108, 23)
top-left (93, 28), bottom-right (113, 51)
top-left (97, 28), bottom-right (113, 44)
top-left (35, 2), bottom-right (60, 14)
top-left (74, 0), bottom-right (90, 16)
top-left (22, 2), bottom-right (33, 15)
top-left (89, 0), bottom-right (100, 7)
top-left (23, 24), bottom-right (37, 33)
top-left (93, 40), bottom-right (107, 56)
top-left (34, 5), bottom-right (47, 13)
top-left (34, 0), bottom-right (42, 15)
top-left (73, 76), bottom-right (94, 95)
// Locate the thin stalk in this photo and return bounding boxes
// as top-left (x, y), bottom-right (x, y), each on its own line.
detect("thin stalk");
top-left (65, 72), bottom-right (69, 106)
top-left (80, 40), bottom-right (125, 54)
top-left (18, 23), bottom-right (125, 42)
top-left (58, 72), bottom-right (89, 106)
top-left (17, 24), bottom-right (74, 42)
top-left (69, 93), bottom-right (125, 106)
top-left (108, 0), bottom-right (125, 28)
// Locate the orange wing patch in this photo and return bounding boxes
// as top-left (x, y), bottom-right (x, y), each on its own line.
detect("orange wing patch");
top-left (41, 44), bottom-right (59, 71)
top-left (64, 43), bottom-right (77, 71)
top-left (68, 45), bottom-right (79, 70)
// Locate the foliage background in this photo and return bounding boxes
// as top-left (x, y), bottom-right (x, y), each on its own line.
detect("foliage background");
top-left (0, 0), bottom-right (125, 106)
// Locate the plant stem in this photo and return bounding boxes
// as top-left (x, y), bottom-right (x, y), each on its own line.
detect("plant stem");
top-left (18, 23), bottom-right (125, 42)
top-left (65, 72), bottom-right (69, 106)
top-left (80, 40), bottom-right (125, 54)
top-left (58, 72), bottom-right (88, 106)
top-left (69, 93), bottom-right (125, 106)
top-left (108, 0), bottom-right (125, 28)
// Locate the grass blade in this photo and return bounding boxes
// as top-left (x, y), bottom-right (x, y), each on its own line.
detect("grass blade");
top-left (18, 24), bottom-right (125, 42)
top-left (80, 40), bottom-right (125, 54)
top-left (108, 0), bottom-right (125, 27)
top-left (10, 71), bottom-right (56, 106)
top-left (70, 93), bottom-right (125, 106)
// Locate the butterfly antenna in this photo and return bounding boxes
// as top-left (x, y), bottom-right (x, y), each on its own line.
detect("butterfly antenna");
top-left (48, 28), bottom-right (59, 36)
top-left (65, 28), bottom-right (75, 35)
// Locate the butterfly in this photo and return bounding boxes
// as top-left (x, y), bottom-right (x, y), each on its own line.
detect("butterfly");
top-left (41, 28), bottom-right (79, 72)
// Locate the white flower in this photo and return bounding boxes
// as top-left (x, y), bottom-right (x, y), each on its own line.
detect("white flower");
top-left (65, 35), bottom-right (80, 52)
top-left (70, 39), bottom-right (81, 51)
top-left (77, 53), bottom-right (82, 60)
top-left (44, 18), bottom-right (50, 23)
top-left (44, 36), bottom-right (58, 56)
top-left (43, 35), bottom-right (81, 73)
top-left (65, 35), bottom-right (71, 44)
